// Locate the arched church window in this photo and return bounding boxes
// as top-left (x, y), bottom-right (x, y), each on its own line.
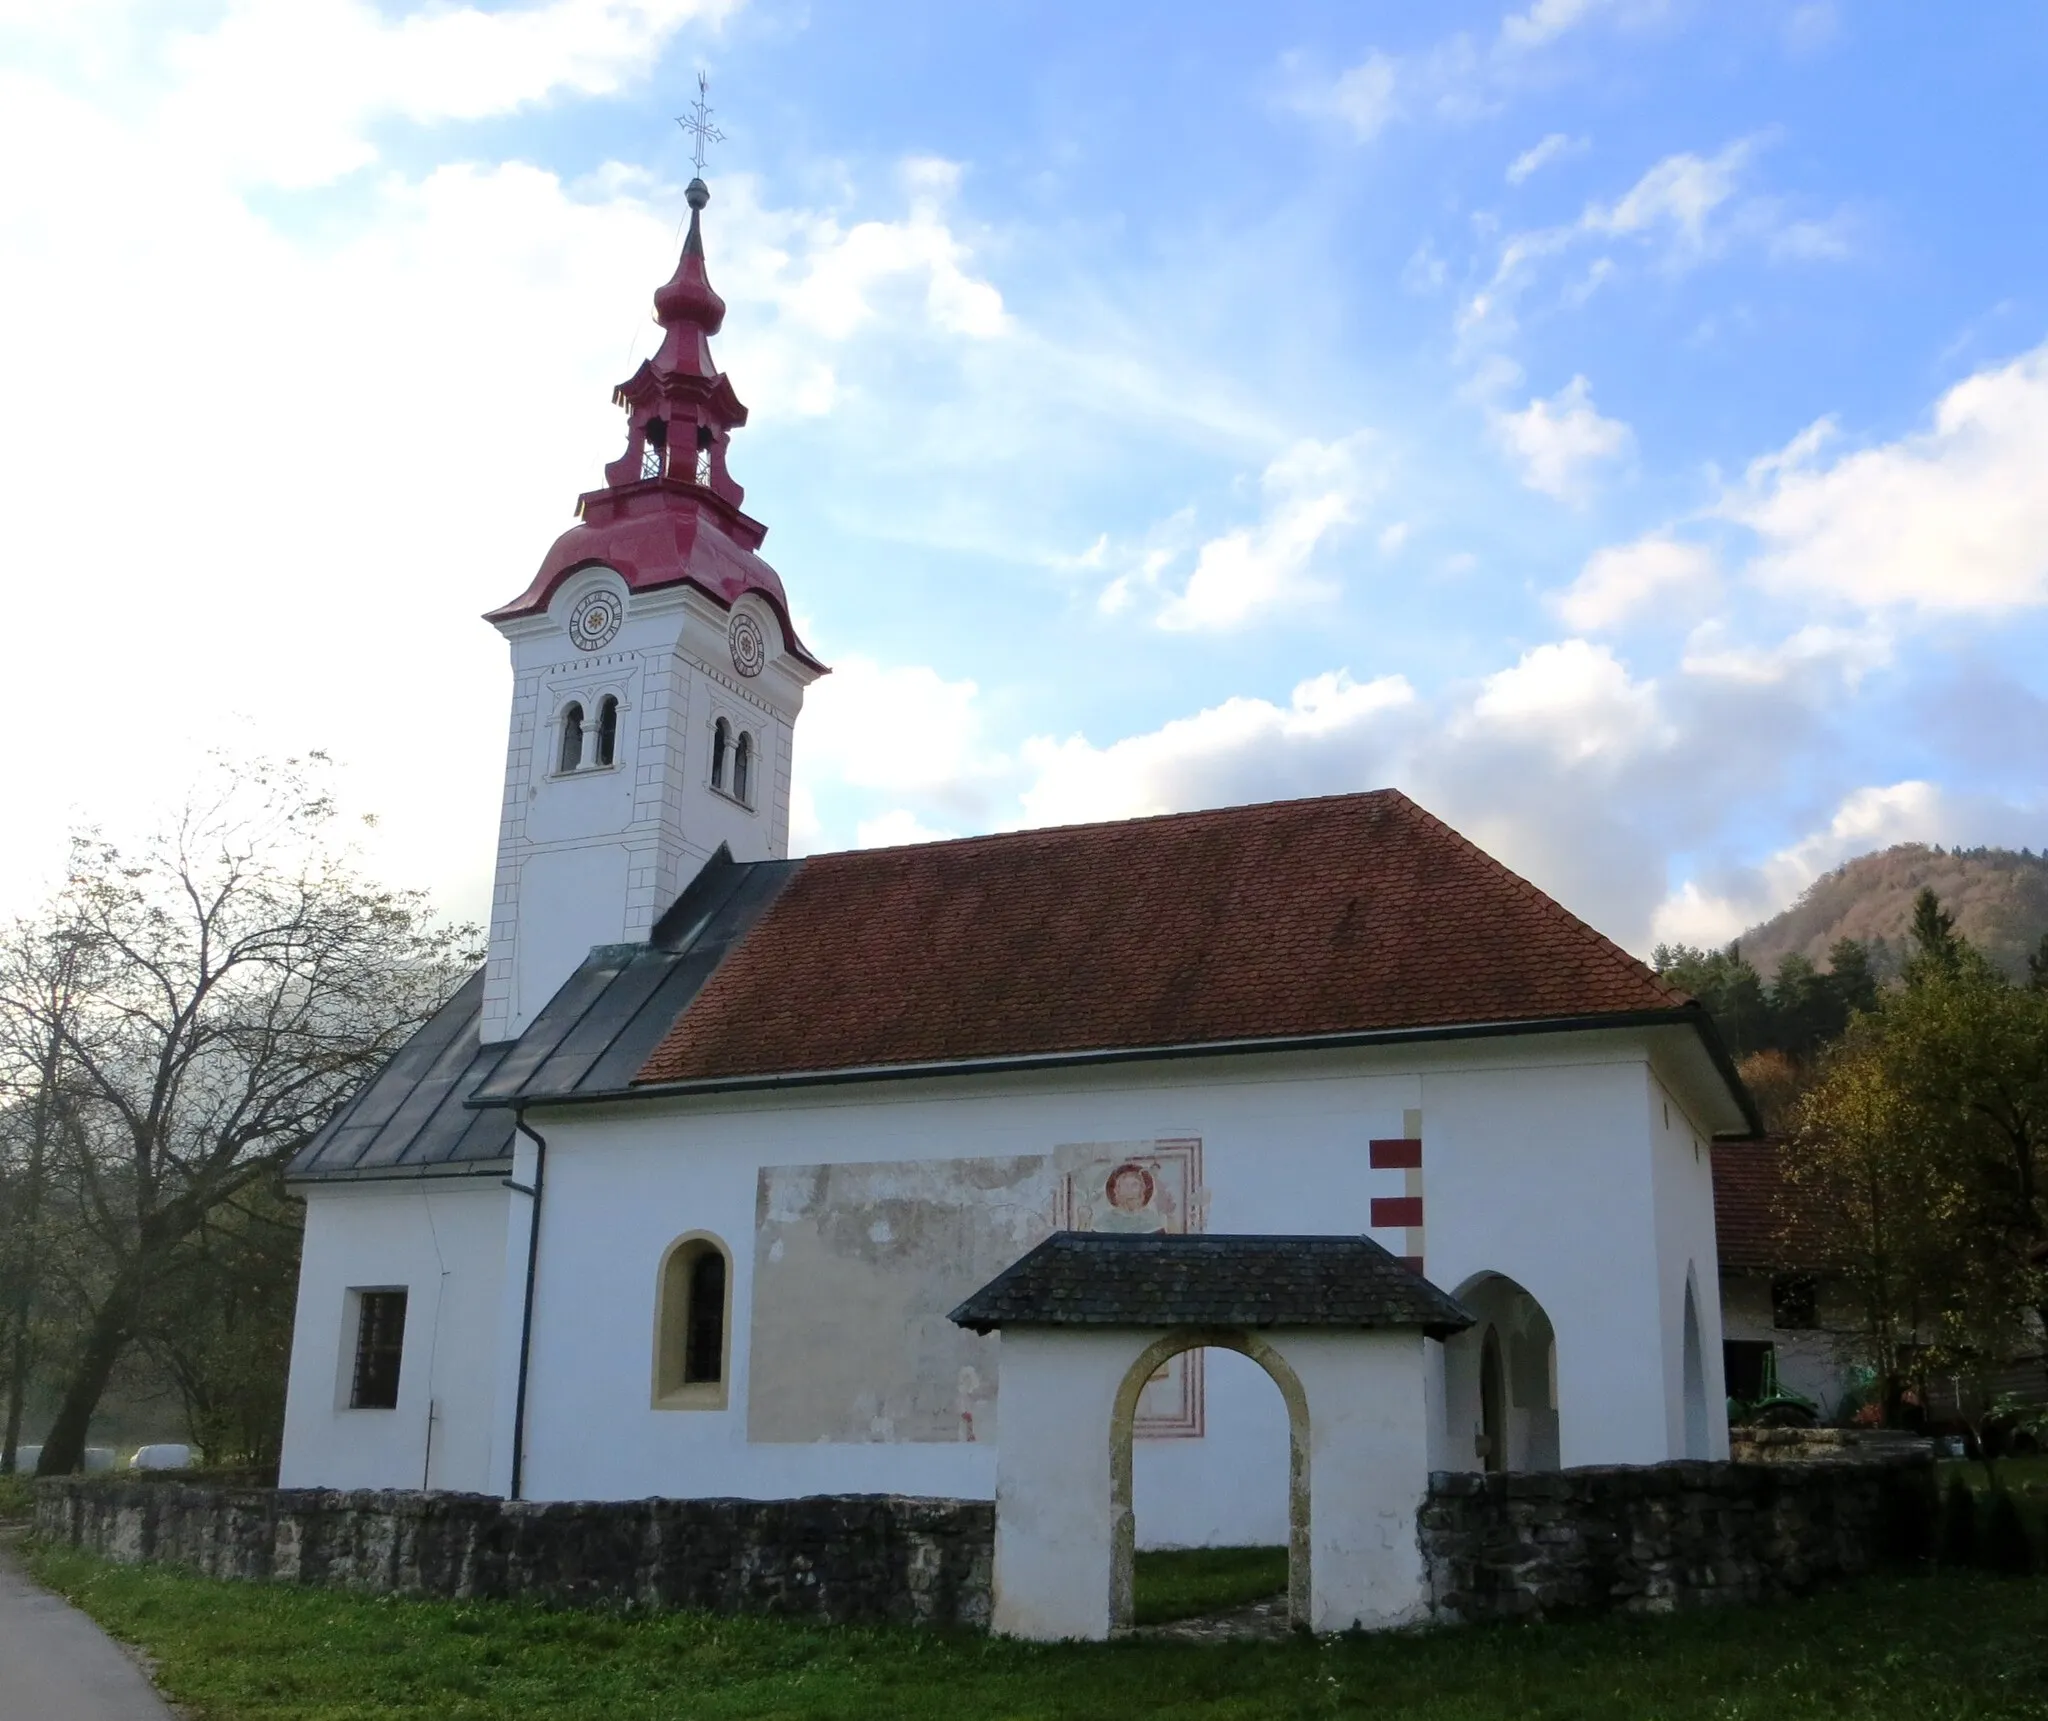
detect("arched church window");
top-left (732, 731), bottom-right (752, 804)
top-left (558, 703), bottom-right (585, 775)
top-left (653, 1233), bottom-right (731, 1407)
top-left (639, 418), bottom-right (667, 481)
top-left (694, 423), bottom-right (714, 485)
top-left (595, 696), bottom-right (619, 768)
top-left (711, 717), bottom-right (729, 790)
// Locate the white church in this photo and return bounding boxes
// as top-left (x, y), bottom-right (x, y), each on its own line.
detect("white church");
top-left (279, 175), bottom-right (1757, 1636)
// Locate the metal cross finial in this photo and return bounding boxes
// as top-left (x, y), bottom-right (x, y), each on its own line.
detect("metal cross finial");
top-left (678, 70), bottom-right (725, 177)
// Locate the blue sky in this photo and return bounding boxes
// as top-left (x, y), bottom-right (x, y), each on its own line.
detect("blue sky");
top-left (2, 0), bottom-right (2044, 953)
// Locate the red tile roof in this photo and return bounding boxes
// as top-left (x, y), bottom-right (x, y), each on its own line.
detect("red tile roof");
top-left (1712, 1138), bottom-right (1836, 1272)
top-left (635, 789), bottom-right (1696, 1086)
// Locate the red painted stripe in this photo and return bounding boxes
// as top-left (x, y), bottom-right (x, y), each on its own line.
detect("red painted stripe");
top-left (1399, 1256), bottom-right (1426, 1275)
top-left (1371, 1195), bottom-right (1424, 1228)
top-left (1369, 1137), bottom-right (1422, 1169)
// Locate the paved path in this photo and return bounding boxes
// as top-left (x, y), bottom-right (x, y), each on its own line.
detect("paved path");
top-left (0, 1530), bottom-right (177, 1720)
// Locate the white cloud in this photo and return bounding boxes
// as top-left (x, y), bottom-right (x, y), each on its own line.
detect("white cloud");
top-left (1154, 434), bottom-right (1379, 632)
top-left (793, 656), bottom-right (1003, 804)
top-left (1723, 341), bottom-right (2048, 614)
top-left (1498, 0), bottom-right (1616, 51)
top-left (160, 0), bottom-right (734, 189)
top-left (0, 19), bottom-right (1018, 920)
top-left (1460, 136), bottom-right (1845, 346)
top-left (1019, 671), bottom-right (1416, 827)
top-left (1462, 639), bottom-right (1665, 763)
top-left (1506, 131), bottom-right (1588, 184)
top-left (855, 810), bottom-right (961, 848)
top-left (1323, 51), bottom-right (1401, 141)
top-left (1490, 375), bottom-right (1633, 501)
top-left (1679, 620), bottom-right (1890, 687)
top-left (1555, 534), bottom-right (1716, 630)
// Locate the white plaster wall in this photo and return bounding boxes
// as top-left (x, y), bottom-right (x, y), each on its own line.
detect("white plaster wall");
top-left (1647, 1066), bottom-right (1730, 1459)
top-left (1722, 1273), bottom-right (1860, 1415)
top-left (990, 1326), bottom-right (1432, 1640)
top-left (991, 1327), bottom-right (1139, 1640)
top-left (1421, 1058), bottom-right (1680, 1467)
top-left (513, 1031), bottom-right (1698, 1531)
top-left (482, 575), bottom-right (813, 1044)
top-left (1276, 1329), bottom-right (1432, 1632)
top-left (279, 1178), bottom-right (513, 1492)
top-left (1130, 1346), bottom-right (1289, 1547)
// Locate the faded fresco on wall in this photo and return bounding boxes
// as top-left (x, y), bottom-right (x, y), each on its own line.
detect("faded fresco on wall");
top-left (748, 1141), bottom-right (1205, 1445)
top-left (1058, 1140), bottom-right (1206, 1435)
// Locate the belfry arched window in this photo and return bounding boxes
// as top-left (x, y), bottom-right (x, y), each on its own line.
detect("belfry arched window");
top-left (711, 717), bottom-right (730, 790)
top-left (639, 418), bottom-right (667, 481)
top-left (595, 696), bottom-right (619, 768)
top-left (732, 731), bottom-right (752, 805)
top-left (694, 423), bottom-right (714, 485)
top-left (653, 1233), bottom-right (731, 1408)
top-left (558, 703), bottom-right (585, 775)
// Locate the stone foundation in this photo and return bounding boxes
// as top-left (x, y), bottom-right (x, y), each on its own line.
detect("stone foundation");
top-left (1423, 1450), bottom-right (1935, 1623)
top-left (34, 1483), bottom-right (991, 1629)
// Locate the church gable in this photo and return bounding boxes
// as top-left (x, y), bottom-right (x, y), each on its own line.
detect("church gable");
top-left (634, 788), bottom-right (1696, 1088)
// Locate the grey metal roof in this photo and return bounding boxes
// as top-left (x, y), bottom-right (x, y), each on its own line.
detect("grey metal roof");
top-left (288, 969), bottom-right (517, 1182)
top-left (288, 850), bottom-right (800, 1182)
top-left (467, 851), bottom-right (798, 1108)
top-left (950, 1232), bottom-right (1475, 1338)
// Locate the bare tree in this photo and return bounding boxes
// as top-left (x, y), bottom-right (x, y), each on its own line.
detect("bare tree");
top-left (0, 756), bottom-right (474, 1475)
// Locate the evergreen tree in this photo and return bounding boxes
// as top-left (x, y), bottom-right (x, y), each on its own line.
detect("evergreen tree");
top-left (1827, 938), bottom-right (1881, 1015)
top-left (1907, 887), bottom-right (1964, 981)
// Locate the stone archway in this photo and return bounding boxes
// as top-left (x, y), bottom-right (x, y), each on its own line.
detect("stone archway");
top-left (1106, 1326), bottom-right (1310, 1632)
top-left (1445, 1272), bottom-right (1559, 1472)
top-left (1682, 1270), bottom-right (1709, 1459)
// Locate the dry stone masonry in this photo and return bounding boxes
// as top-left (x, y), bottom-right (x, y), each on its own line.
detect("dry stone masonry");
top-left (39, 1442), bottom-right (1930, 1635)
top-left (1423, 1445), bottom-right (1934, 1622)
top-left (35, 1483), bottom-right (992, 1629)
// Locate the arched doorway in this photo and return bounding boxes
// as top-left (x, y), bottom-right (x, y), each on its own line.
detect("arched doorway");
top-left (1108, 1327), bottom-right (1310, 1632)
top-left (1445, 1273), bottom-right (1559, 1472)
top-left (1478, 1326), bottom-right (1506, 1473)
top-left (1682, 1272), bottom-right (1709, 1459)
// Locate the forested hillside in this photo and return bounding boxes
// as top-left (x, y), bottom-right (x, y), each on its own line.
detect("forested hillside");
top-left (1737, 844), bottom-right (2048, 983)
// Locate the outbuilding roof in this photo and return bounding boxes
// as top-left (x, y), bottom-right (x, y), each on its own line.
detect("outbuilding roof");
top-left (636, 789), bottom-right (1706, 1090)
top-left (949, 1232), bottom-right (1475, 1338)
top-left (1711, 1138), bottom-right (1838, 1273)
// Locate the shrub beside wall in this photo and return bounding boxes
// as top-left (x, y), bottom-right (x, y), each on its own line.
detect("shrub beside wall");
top-left (34, 1482), bottom-right (992, 1629)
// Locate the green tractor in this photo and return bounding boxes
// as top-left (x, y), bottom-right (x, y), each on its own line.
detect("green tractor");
top-left (1729, 1348), bottom-right (1820, 1428)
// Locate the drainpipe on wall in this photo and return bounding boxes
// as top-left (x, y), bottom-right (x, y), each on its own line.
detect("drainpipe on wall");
top-left (505, 1110), bottom-right (548, 1502)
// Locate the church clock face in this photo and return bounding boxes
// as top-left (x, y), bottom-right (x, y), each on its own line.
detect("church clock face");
top-left (567, 589), bottom-right (623, 653)
top-left (728, 609), bottom-right (766, 678)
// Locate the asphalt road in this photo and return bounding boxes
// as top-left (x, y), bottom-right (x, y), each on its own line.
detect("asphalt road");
top-left (0, 1531), bottom-right (176, 1720)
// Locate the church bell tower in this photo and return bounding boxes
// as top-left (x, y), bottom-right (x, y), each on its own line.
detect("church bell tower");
top-left (478, 175), bottom-right (827, 1045)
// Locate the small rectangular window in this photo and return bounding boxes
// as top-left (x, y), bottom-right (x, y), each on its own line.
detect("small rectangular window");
top-left (350, 1289), bottom-right (408, 1409)
top-left (1770, 1275), bottom-right (1819, 1331)
top-left (1723, 1339), bottom-right (1773, 1402)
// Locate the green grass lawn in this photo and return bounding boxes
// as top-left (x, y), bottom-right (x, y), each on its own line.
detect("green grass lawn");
top-left (23, 1543), bottom-right (2048, 1721)
top-left (1133, 1545), bottom-right (1288, 1624)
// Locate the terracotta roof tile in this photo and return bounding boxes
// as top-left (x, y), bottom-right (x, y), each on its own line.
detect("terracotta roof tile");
top-left (1712, 1138), bottom-right (1836, 1272)
top-left (635, 790), bottom-right (1691, 1086)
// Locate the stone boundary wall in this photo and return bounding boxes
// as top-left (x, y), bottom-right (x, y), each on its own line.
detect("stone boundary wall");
top-left (34, 1483), bottom-right (991, 1629)
top-left (1422, 1451), bottom-right (1935, 1623)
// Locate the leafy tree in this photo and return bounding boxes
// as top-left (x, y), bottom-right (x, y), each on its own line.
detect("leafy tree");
top-left (1790, 892), bottom-right (2048, 1417)
top-left (0, 756), bottom-right (474, 1476)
